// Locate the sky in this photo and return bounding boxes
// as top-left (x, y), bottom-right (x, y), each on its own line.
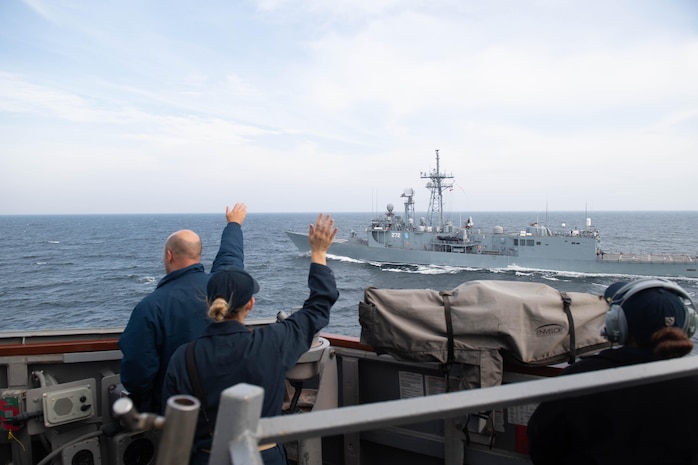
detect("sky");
top-left (1, 0), bottom-right (697, 215)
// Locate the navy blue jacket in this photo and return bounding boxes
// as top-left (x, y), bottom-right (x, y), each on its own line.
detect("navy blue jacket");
top-left (119, 222), bottom-right (245, 414)
top-left (162, 263), bottom-right (338, 464)
top-left (527, 347), bottom-right (698, 465)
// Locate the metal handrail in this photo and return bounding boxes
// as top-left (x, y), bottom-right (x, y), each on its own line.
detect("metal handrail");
top-left (209, 355), bottom-right (698, 464)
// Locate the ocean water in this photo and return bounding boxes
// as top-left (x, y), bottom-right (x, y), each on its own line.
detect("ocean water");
top-left (1, 211), bottom-right (697, 338)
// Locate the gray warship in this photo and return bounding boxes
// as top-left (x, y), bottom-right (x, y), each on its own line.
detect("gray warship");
top-left (287, 150), bottom-right (698, 279)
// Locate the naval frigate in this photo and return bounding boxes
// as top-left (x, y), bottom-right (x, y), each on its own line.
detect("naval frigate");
top-left (287, 150), bottom-right (698, 279)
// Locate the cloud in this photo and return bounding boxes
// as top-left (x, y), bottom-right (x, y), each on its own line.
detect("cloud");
top-left (0, 72), bottom-right (101, 121)
top-left (2, 1), bottom-right (697, 213)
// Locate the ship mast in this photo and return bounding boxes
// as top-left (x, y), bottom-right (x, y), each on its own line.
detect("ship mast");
top-left (420, 149), bottom-right (454, 227)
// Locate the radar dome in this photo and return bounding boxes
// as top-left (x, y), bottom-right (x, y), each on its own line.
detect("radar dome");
top-left (493, 226), bottom-right (504, 234)
top-left (386, 204), bottom-right (394, 212)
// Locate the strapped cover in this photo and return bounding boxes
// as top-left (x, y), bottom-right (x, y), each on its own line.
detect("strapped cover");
top-left (359, 280), bottom-right (610, 369)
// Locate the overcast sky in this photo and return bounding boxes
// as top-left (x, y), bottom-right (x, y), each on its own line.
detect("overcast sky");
top-left (1, 0), bottom-right (696, 215)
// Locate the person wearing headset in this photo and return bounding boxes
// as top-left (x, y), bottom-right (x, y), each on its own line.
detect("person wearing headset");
top-left (527, 278), bottom-right (698, 465)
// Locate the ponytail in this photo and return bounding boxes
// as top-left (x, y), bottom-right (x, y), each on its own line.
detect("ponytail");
top-left (208, 297), bottom-right (230, 322)
top-left (651, 327), bottom-right (693, 359)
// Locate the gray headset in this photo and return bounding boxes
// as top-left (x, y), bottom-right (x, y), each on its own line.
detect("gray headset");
top-left (602, 278), bottom-right (697, 344)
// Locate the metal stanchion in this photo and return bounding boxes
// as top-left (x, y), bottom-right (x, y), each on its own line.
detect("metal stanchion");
top-left (209, 383), bottom-right (265, 465)
top-left (113, 395), bottom-right (201, 465)
top-left (156, 395), bottom-right (201, 465)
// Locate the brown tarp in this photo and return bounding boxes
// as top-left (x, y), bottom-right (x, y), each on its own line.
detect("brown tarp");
top-left (359, 280), bottom-right (611, 374)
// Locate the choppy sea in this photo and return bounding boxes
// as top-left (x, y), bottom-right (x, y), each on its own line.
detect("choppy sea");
top-left (1, 211), bottom-right (697, 338)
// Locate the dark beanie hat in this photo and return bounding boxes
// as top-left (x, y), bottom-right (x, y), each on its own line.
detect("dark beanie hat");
top-left (207, 268), bottom-right (260, 310)
top-left (622, 287), bottom-right (687, 346)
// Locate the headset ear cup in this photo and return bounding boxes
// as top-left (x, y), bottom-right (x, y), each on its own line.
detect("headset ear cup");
top-left (604, 278), bottom-right (695, 343)
top-left (604, 304), bottom-right (628, 344)
top-left (684, 307), bottom-right (697, 338)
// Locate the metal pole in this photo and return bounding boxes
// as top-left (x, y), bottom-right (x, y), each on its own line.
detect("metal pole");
top-left (113, 395), bottom-right (200, 465)
top-left (209, 383), bottom-right (265, 465)
top-left (156, 395), bottom-right (201, 465)
top-left (256, 355), bottom-right (698, 443)
top-left (112, 396), bottom-right (165, 432)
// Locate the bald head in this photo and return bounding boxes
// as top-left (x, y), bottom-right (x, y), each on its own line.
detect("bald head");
top-left (163, 229), bottom-right (202, 273)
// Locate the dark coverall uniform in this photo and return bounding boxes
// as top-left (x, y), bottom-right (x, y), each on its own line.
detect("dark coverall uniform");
top-left (162, 263), bottom-right (338, 465)
top-left (119, 221), bottom-right (245, 414)
top-left (527, 346), bottom-right (698, 465)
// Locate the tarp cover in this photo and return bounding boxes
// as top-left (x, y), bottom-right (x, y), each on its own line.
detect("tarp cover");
top-left (359, 280), bottom-right (611, 368)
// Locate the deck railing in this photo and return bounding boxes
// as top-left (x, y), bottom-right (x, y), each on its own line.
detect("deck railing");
top-left (192, 355), bottom-right (698, 465)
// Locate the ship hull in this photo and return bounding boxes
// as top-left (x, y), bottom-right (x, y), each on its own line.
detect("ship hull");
top-left (287, 231), bottom-right (698, 278)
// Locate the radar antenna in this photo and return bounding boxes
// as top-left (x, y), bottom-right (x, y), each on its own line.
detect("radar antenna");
top-left (400, 188), bottom-right (415, 229)
top-left (420, 149), bottom-right (454, 227)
